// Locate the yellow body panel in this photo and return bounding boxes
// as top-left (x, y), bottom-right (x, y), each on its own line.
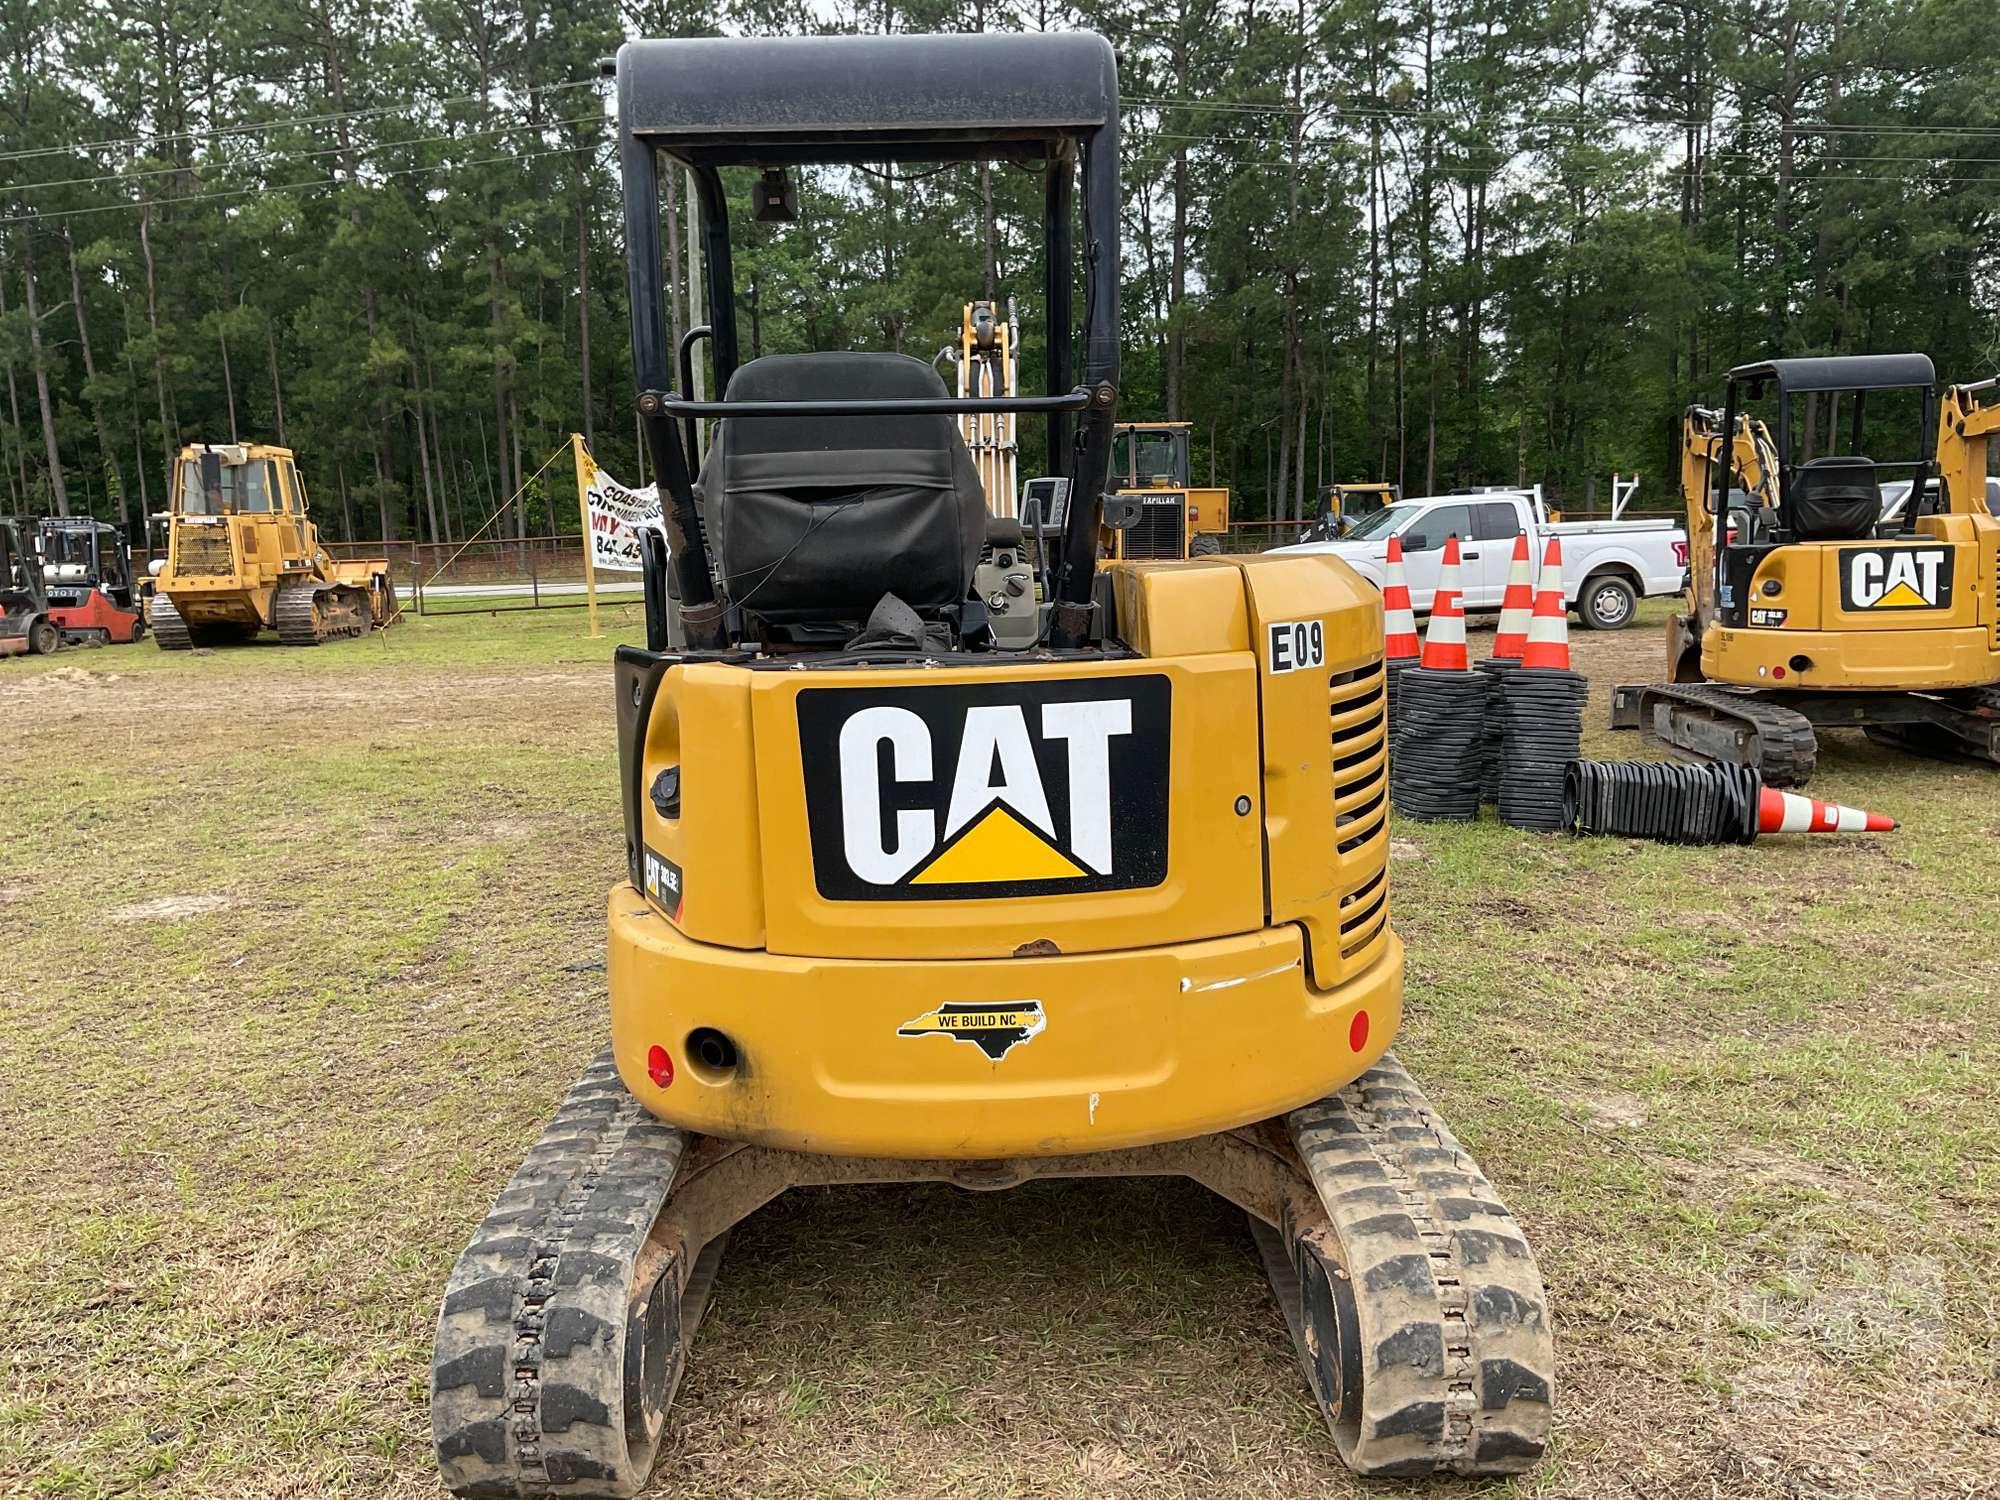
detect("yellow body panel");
top-left (610, 552), bottom-right (1398, 1159)
top-left (1702, 624), bottom-right (1999, 689)
top-left (609, 892), bottom-right (1400, 1157)
top-left (1700, 514), bottom-right (1997, 689)
top-left (1186, 485), bottom-right (1230, 536)
top-left (752, 651), bottom-right (1264, 960)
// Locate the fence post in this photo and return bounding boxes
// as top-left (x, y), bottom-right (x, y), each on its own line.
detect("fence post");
top-left (531, 543), bottom-right (540, 607)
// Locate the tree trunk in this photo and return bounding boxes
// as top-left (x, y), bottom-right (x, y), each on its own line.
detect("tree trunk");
top-left (218, 317), bottom-right (239, 444)
top-left (489, 247), bottom-right (515, 536)
top-left (137, 202), bottom-right (175, 476)
top-left (980, 164), bottom-right (998, 299)
top-left (121, 332), bottom-right (153, 551)
top-left (405, 305), bottom-right (440, 547)
top-left (0, 268), bottom-right (26, 505)
top-left (66, 229), bottom-right (130, 537)
top-left (21, 236), bottom-right (69, 516)
top-left (664, 167), bottom-right (684, 365)
top-left (1769, 15), bottom-right (1801, 346)
top-left (420, 338), bottom-right (453, 544)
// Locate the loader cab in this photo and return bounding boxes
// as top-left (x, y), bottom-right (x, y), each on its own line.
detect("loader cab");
top-left (171, 444), bottom-right (316, 520)
top-left (1707, 355), bottom-right (1940, 629)
top-left (1114, 423), bottom-right (1189, 489)
top-left (616, 31), bottom-right (1122, 654)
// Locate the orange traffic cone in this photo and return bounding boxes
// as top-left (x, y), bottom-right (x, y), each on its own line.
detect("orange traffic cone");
top-left (1757, 787), bottom-right (1898, 834)
top-left (1491, 533), bottom-right (1534, 659)
top-left (1418, 535), bottom-right (1470, 671)
top-left (1518, 538), bottom-right (1571, 671)
top-left (1383, 536), bottom-right (1419, 661)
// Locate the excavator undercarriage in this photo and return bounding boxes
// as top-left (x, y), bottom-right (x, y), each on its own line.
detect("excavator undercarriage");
top-left (434, 1052), bottom-right (1552, 1497)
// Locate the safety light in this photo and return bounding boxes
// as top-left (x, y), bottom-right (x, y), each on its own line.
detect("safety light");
top-left (646, 1044), bottom-right (675, 1088)
top-left (1348, 1010), bottom-right (1370, 1053)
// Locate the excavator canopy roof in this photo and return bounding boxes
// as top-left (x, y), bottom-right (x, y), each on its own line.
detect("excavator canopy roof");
top-left (615, 32), bottom-right (1116, 166)
top-left (1727, 353), bottom-right (1935, 395)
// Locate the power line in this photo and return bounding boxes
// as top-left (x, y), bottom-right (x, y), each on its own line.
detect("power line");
top-left (1128, 90), bottom-right (2000, 139)
top-left (1127, 154), bottom-right (2000, 188)
top-left (1132, 126), bottom-right (2000, 172)
top-left (9, 114), bottom-right (608, 198)
top-left (0, 78), bottom-right (600, 166)
top-left (0, 140), bottom-right (611, 228)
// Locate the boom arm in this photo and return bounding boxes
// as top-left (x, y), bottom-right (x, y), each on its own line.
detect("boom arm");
top-left (1679, 406), bottom-right (1777, 634)
top-left (1937, 377), bottom-right (2000, 515)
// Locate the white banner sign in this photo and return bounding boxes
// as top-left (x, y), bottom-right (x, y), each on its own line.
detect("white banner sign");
top-left (584, 464), bottom-right (663, 574)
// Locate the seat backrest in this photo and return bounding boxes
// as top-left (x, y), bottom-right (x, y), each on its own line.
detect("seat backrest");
top-left (702, 352), bottom-right (987, 628)
top-left (1788, 455), bottom-right (1881, 541)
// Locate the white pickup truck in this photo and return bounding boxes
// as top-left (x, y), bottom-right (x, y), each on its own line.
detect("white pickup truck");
top-left (1270, 486), bottom-right (1687, 630)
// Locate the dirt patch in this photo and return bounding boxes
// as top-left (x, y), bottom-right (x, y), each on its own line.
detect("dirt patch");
top-left (0, 665), bottom-right (121, 692)
top-left (1388, 838), bottom-right (1425, 862)
top-left (107, 894), bottom-right (236, 923)
top-left (1584, 1092), bottom-right (1649, 1130)
top-left (1733, 1244), bottom-right (1949, 1361)
top-left (1469, 894), bottom-right (1548, 932)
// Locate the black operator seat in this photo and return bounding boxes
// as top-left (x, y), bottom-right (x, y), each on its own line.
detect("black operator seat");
top-left (700, 352), bottom-right (988, 633)
top-left (1788, 455), bottom-right (1882, 541)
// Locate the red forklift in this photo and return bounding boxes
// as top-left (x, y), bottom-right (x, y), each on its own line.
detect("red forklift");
top-left (38, 517), bottom-right (145, 644)
top-left (1, 516), bottom-right (60, 657)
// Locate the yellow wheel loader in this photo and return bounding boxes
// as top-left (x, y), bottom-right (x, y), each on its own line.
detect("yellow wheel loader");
top-left (1611, 354), bottom-right (2000, 783)
top-left (429, 33), bottom-right (1553, 1497)
top-left (149, 442), bottom-right (396, 649)
top-left (1300, 481), bottom-right (1401, 543)
top-left (1103, 420), bottom-right (1231, 558)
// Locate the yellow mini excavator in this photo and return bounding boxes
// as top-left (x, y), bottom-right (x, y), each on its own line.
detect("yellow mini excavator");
top-left (149, 442), bottom-right (396, 648)
top-left (430, 33), bottom-right (1552, 1497)
top-left (1612, 354), bottom-right (2000, 782)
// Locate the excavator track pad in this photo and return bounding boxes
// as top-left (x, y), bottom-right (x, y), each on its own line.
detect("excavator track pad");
top-left (431, 1052), bottom-right (1551, 1496)
top-left (1613, 681), bottom-right (1819, 786)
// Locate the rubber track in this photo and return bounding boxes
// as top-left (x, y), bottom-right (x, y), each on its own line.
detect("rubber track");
top-left (149, 594), bottom-right (194, 651)
top-left (1637, 681), bottom-right (1818, 787)
top-left (432, 1051), bottom-right (686, 1498)
top-left (1288, 1055), bottom-right (1552, 1476)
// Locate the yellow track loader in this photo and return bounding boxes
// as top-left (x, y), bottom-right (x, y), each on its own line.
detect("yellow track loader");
top-left (429, 32), bottom-right (1552, 1497)
top-left (150, 442), bottom-right (396, 649)
top-left (1612, 354), bottom-right (2000, 782)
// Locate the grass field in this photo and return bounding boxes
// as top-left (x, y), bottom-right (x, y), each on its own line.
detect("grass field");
top-left (2, 602), bottom-right (1996, 1500)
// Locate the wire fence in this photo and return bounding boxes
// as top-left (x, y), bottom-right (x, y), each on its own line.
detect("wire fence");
top-left (132, 531), bottom-right (644, 616)
top-left (127, 504), bottom-right (1689, 616)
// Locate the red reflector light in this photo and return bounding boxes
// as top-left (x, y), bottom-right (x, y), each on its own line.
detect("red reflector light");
top-left (646, 1044), bottom-right (674, 1088)
top-left (1771, 665), bottom-right (1787, 679)
top-left (1348, 1010), bottom-right (1370, 1053)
